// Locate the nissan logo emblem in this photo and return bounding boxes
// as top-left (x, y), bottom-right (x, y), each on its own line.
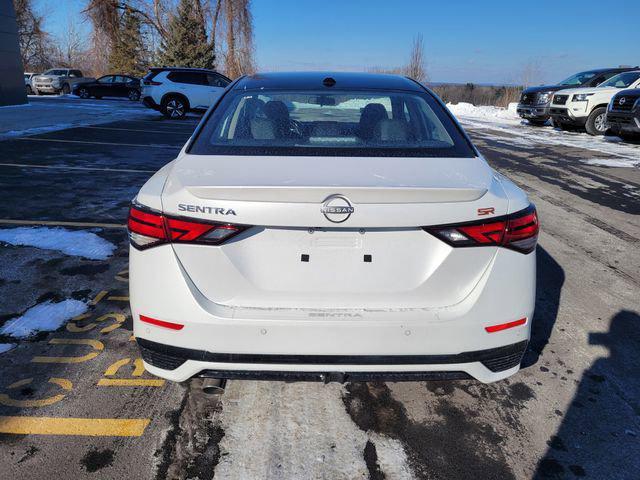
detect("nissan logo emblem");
top-left (619, 97), bottom-right (627, 105)
top-left (321, 195), bottom-right (354, 223)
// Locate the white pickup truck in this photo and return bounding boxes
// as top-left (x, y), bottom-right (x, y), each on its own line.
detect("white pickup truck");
top-left (32, 68), bottom-right (96, 95)
top-left (549, 70), bottom-right (640, 135)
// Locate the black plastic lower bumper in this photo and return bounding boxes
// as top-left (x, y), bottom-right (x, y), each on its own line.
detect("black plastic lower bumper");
top-left (607, 113), bottom-right (640, 134)
top-left (137, 338), bottom-right (528, 381)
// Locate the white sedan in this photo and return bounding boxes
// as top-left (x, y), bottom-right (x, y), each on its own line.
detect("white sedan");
top-left (129, 72), bottom-right (538, 384)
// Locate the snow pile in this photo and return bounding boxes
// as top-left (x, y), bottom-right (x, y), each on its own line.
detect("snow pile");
top-left (0, 227), bottom-right (116, 260)
top-left (447, 102), bottom-right (521, 124)
top-left (0, 300), bottom-right (87, 338)
top-left (0, 343), bottom-right (16, 354)
top-left (214, 381), bottom-right (413, 479)
top-left (584, 158), bottom-right (640, 168)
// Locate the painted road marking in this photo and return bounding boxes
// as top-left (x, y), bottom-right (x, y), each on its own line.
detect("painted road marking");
top-left (108, 295), bottom-right (130, 302)
top-left (97, 378), bottom-right (165, 387)
top-left (32, 338), bottom-right (104, 364)
top-left (14, 137), bottom-right (182, 148)
top-left (0, 378), bottom-right (72, 408)
top-left (0, 218), bottom-right (126, 228)
top-left (0, 416), bottom-right (150, 436)
top-left (0, 162), bottom-right (155, 173)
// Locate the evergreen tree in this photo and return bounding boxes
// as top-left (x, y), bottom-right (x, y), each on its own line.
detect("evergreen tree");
top-left (108, 8), bottom-right (147, 76)
top-left (158, 0), bottom-right (215, 69)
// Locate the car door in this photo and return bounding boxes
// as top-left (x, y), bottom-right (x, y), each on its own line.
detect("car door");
top-left (205, 73), bottom-right (231, 107)
top-left (94, 76), bottom-right (113, 96)
top-left (111, 76), bottom-right (129, 97)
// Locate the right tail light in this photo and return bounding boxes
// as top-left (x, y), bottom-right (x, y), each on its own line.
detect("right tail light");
top-left (425, 205), bottom-right (539, 254)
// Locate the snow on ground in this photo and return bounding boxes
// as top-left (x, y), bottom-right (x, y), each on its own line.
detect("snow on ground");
top-left (0, 227), bottom-right (116, 260)
top-left (214, 381), bottom-right (413, 479)
top-left (448, 102), bottom-right (640, 168)
top-left (0, 343), bottom-right (16, 354)
top-left (0, 299), bottom-right (87, 339)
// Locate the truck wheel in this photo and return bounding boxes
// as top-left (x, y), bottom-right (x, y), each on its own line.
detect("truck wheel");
top-left (62, 84), bottom-right (71, 95)
top-left (128, 89), bottom-right (141, 101)
top-left (161, 95), bottom-right (188, 119)
top-left (585, 107), bottom-right (607, 136)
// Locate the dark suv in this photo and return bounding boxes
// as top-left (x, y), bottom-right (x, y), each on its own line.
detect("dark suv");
top-left (606, 89), bottom-right (640, 141)
top-left (517, 67), bottom-right (638, 126)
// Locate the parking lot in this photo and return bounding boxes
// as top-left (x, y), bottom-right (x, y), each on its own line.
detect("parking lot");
top-left (0, 97), bottom-right (639, 479)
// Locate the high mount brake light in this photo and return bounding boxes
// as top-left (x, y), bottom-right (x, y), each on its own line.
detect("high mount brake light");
top-left (425, 205), bottom-right (539, 254)
top-left (128, 203), bottom-right (248, 250)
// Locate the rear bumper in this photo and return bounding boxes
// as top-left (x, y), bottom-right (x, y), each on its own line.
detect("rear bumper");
top-left (131, 244), bottom-right (535, 383)
top-left (142, 96), bottom-right (161, 111)
top-left (517, 104), bottom-right (550, 120)
top-left (137, 337), bottom-right (528, 383)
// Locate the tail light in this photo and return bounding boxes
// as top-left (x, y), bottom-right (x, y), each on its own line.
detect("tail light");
top-left (143, 80), bottom-right (162, 86)
top-left (425, 205), bottom-right (539, 254)
top-left (128, 203), bottom-right (249, 250)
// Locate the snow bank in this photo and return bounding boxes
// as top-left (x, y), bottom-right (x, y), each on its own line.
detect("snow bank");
top-left (0, 343), bottom-right (16, 354)
top-left (584, 158), bottom-right (640, 168)
top-left (447, 102), bottom-right (521, 124)
top-left (0, 300), bottom-right (87, 338)
top-left (0, 227), bottom-right (116, 260)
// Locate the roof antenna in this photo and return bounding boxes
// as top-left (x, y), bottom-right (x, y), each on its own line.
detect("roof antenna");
top-left (322, 77), bottom-right (336, 87)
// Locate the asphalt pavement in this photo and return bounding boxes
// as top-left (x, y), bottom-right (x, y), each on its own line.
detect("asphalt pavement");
top-left (0, 98), bottom-right (638, 479)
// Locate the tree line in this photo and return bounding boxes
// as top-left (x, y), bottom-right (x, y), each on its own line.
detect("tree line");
top-left (15, 0), bottom-right (255, 78)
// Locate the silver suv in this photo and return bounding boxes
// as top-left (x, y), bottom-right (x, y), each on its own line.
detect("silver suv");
top-left (32, 69), bottom-right (95, 95)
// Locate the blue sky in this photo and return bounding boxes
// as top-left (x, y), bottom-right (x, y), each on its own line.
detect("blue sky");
top-left (40, 0), bottom-right (639, 84)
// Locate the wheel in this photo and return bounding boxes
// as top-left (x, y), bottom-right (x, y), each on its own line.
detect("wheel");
top-left (527, 119), bottom-right (547, 127)
top-left (77, 87), bottom-right (90, 99)
top-left (161, 95), bottom-right (188, 119)
top-left (128, 89), bottom-right (141, 101)
top-left (26, 85), bottom-right (33, 95)
top-left (585, 107), bottom-right (608, 136)
top-left (62, 83), bottom-right (71, 95)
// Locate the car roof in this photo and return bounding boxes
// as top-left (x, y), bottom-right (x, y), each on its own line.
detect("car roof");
top-left (233, 72), bottom-right (424, 92)
top-left (150, 67), bottom-right (223, 73)
top-left (586, 67), bottom-right (640, 74)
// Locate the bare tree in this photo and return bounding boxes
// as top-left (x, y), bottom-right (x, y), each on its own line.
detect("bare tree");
top-left (403, 34), bottom-right (427, 83)
top-left (14, 0), bottom-right (50, 71)
top-left (520, 60), bottom-right (543, 88)
top-left (52, 19), bottom-right (89, 68)
top-left (210, 0), bottom-right (256, 78)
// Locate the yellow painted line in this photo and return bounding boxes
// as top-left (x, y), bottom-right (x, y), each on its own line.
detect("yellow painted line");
top-left (104, 358), bottom-right (131, 376)
top-left (0, 218), bottom-right (125, 229)
top-left (31, 338), bottom-right (104, 364)
top-left (0, 416), bottom-right (150, 437)
top-left (90, 290), bottom-right (109, 305)
top-left (13, 137), bottom-right (181, 148)
top-left (108, 296), bottom-right (129, 302)
top-left (0, 162), bottom-right (156, 173)
top-left (97, 379), bottom-right (165, 387)
top-left (0, 393), bottom-right (66, 408)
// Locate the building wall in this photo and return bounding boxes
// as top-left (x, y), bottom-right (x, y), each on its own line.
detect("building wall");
top-left (0, 0), bottom-right (27, 106)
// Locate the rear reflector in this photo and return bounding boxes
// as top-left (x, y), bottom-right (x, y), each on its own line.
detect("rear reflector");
top-left (127, 202), bottom-right (250, 250)
top-left (140, 315), bottom-right (184, 331)
top-left (485, 318), bottom-right (527, 333)
top-left (425, 204), bottom-right (539, 254)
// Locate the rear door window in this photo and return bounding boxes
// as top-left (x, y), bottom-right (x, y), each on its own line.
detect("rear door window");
top-left (168, 72), bottom-right (207, 85)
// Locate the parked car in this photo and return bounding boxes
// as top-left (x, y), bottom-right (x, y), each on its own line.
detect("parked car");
top-left (24, 72), bottom-right (36, 95)
top-left (517, 67), bottom-right (637, 126)
top-left (72, 75), bottom-right (141, 101)
top-left (140, 67), bottom-right (231, 119)
top-left (606, 89), bottom-right (640, 141)
top-left (129, 72), bottom-right (539, 385)
top-left (549, 70), bottom-right (640, 135)
top-left (32, 68), bottom-right (96, 95)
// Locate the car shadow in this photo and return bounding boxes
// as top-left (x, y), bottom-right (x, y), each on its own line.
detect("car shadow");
top-left (533, 310), bottom-right (640, 478)
top-left (522, 245), bottom-right (565, 369)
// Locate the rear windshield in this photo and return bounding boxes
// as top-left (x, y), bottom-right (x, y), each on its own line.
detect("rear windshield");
top-left (189, 89), bottom-right (475, 157)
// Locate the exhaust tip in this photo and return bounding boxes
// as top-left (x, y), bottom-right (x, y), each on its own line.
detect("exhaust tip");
top-left (201, 377), bottom-right (226, 395)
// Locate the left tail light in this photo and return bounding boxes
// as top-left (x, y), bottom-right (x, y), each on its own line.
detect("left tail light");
top-left (425, 204), bottom-right (539, 254)
top-left (128, 203), bottom-right (249, 250)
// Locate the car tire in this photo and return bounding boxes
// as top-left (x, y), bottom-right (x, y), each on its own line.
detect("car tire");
top-left (78, 88), bottom-right (90, 99)
top-left (161, 95), bottom-right (188, 119)
top-left (62, 84), bottom-right (71, 95)
top-left (585, 107), bottom-right (608, 136)
top-left (128, 89), bottom-right (141, 102)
